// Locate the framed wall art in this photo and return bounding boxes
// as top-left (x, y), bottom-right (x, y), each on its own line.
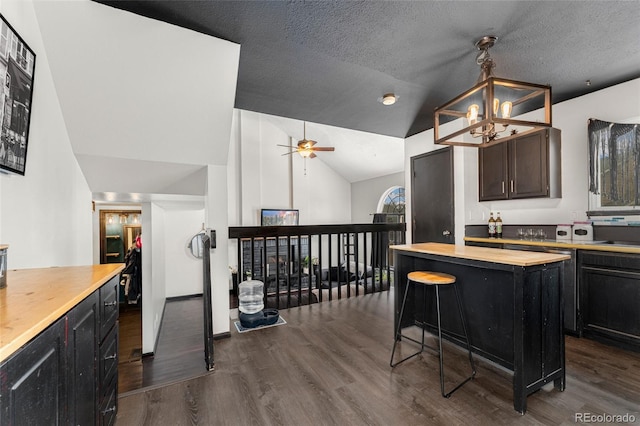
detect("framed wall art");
top-left (0, 13), bottom-right (36, 176)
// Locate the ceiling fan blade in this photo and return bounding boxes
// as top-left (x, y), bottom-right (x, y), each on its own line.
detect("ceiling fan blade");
top-left (309, 152), bottom-right (317, 158)
top-left (281, 151), bottom-right (297, 156)
top-left (277, 144), bottom-right (295, 148)
top-left (311, 147), bottom-right (335, 151)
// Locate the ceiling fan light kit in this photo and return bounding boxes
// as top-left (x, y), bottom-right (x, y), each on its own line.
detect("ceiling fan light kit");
top-left (277, 122), bottom-right (335, 159)
top-left (434, 35), bottom-right (552, 148)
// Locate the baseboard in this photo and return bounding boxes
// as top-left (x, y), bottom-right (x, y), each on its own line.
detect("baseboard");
top-left (214, 331), bottom-right (231, 340)
top-left (167, 293), bottom-right (203, 301)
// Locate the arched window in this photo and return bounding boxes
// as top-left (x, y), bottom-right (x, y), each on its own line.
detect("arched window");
top-left (377, 186), bottom-right (405, 221)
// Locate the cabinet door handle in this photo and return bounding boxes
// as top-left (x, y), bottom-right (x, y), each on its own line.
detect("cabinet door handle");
top-left (104, 353), bottom-right (117, 360)
top-left (104, 300), bottom-right (117, 307)
top-left (101, 406), bottom-right (116, 415)
top-left (510, 180), bottom-right (514, 193)
top-left (502, 181), bottom-right (505, 194)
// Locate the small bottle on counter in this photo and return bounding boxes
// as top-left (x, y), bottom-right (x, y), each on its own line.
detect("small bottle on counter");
top-left (488, 212), bottom-right (496, 238)
top-left (496, 212), bottom-right (503, 238)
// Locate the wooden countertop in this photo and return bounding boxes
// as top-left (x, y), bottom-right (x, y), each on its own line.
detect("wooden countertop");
top-left (0, 245), bottom-right (8, 250)
top-left (0, 264), bottom-right (124, 362)
top-left (464, 237), bottom-right (640, 254)
top-left (390, 243), bottom-right (570, 267)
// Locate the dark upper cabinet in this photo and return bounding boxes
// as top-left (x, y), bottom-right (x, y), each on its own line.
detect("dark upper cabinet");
top-left (479, 128), bottom-right (561, 201)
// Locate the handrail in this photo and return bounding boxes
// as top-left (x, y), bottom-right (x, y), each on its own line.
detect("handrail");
top-left (201, 233), bottom-right (214, 371)
top-left (229, 223), bottom-right (405, 238)
top-left (229, 223), bottom-right (406, 309)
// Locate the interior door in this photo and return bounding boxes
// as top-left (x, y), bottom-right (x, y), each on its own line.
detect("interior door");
top-left (411, 147), bottom-right (454, 243)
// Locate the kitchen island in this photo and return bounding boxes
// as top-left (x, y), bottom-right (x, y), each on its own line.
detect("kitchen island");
top-left (0, 264), bottom-right (124, 425)
top-left (390, 243), bottom-right (570, 414)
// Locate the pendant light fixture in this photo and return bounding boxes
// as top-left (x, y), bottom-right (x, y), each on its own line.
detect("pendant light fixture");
top-left (434, 35), bottom-right (552, 148)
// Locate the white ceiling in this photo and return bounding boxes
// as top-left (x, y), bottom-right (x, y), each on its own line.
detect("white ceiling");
top-left (33, 0), bottom-right (240, 199)
top-left (258, 114), bottom-right (404, 183)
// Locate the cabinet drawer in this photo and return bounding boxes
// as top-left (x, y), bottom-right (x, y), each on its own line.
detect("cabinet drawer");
top-left (580, 251), bottom-right (640, 271)
top-left (99, 375), bottom-right (118, 426)
top-left (99, 276), bottom-right (119, 342)
top-left (99, 322), bottom-right (118, 396)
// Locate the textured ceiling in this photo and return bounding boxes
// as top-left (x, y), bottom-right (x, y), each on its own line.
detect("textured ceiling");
top-left (92, 1), bottom-right (640, 139)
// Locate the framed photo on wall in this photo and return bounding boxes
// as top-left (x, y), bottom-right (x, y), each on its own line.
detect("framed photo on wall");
top-left (0, 13), bottom-right (36, 176)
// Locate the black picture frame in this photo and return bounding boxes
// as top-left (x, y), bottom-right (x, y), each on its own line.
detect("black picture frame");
top-left (0, 13), bottom-right (36, 176)
top-left (260, 209), bottom-right (299, 226)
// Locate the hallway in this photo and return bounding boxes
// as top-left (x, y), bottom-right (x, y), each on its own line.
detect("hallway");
top-left (118, 296), bottom-right (208, 395)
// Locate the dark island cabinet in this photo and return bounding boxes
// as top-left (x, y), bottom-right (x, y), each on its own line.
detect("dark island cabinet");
top-left (579, 251), bottom-right (640, 351)
top-left (0, 275), bottom-right (119, 425)
top-left (479, 128), bottom-right (561, 201)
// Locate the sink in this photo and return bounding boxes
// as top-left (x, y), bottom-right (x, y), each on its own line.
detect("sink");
top-left (597, 240), bottom-right (640, 246)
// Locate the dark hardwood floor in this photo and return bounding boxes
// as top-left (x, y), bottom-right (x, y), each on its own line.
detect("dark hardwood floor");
top-left (116, 291), bottom-right (640, 425)
top-left (119, 296), bottom-right (208, 394)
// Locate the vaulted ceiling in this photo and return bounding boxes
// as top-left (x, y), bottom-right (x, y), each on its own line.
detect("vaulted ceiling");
top-left (93, 1), bottom-right (640, 139)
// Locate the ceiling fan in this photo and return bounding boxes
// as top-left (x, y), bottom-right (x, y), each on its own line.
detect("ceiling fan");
top-left (278, 122), bottom-right (335, 158)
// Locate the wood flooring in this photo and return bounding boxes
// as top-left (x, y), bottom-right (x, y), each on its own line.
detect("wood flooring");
top-left (116, 291), bottom-right (640, 425)
top-left (118, 296), bottom-right (207, 394)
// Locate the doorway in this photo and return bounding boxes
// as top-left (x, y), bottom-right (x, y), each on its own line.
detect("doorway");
top-left (411, 146), bottom-right (454, 243)
top-left (98, 209), bottom-right (143, 392)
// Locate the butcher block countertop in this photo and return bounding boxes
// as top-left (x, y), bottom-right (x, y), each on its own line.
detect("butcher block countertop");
top-left (390, 243), bottom-right (570, 267)
top-left (0, 263), bottom-right (124, 362)
top-left (464, 237), bottom-right (640, 254)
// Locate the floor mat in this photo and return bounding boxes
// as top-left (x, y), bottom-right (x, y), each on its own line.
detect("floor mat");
top-left (233, 315), bottom-right (287, 333)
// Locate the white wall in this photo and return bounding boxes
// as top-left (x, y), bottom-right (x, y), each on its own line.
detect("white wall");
top-left (405, 78), bottom-right (640, 243)
top-left (463, 78), bottom-right (640, 227)
top-left (164, 208), bottom-right (206, 298)
top-left (229, 110), bottom-right (352, 226)
top-left (205, 165), bottom-right (231, 335)
top-left (142, 203), bottom-right (165, 352)
top-left (351, 172), bottom-right (404, 223)
top-left (0, 1), bottom-right (93, 269)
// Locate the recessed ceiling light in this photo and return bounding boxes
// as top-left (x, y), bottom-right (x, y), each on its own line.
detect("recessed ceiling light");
top-left (380, 93), bottom-right (397, 106)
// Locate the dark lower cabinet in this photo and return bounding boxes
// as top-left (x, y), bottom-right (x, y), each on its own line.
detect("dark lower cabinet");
top-left (69, 290), bottom-right (99, 425)
top-left (579, 251), bottom-right (640, 351)
top-left (0, 317), bottom-right (66, 425)
top-left (0, 275), bottom-right (119, 425)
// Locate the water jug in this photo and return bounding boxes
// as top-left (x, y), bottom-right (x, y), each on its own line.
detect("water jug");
top-left (238, 279), bottom-right (264, 314)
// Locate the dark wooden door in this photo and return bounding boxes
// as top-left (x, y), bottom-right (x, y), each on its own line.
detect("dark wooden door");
top-left (411, 147), bottom-right (454, 243)
top-left (479, 142), bottom-right (508, 201)
top-left (511, 131), bottom-right (548, 198)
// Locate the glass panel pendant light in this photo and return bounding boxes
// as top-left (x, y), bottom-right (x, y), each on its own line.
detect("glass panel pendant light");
top-left (434, 35), bottom-right (552, 148)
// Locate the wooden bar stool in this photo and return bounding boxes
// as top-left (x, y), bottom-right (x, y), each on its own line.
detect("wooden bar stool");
top-left (390, 271), bottom-right (476, 398)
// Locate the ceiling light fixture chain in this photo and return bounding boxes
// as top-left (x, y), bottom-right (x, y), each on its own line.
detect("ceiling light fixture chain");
top-left (475, 35), bottom-right (497, 83)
